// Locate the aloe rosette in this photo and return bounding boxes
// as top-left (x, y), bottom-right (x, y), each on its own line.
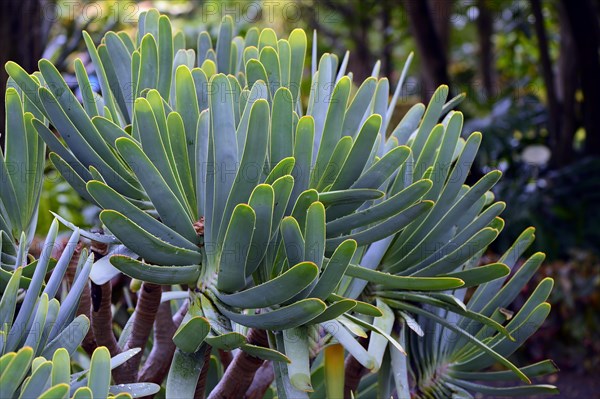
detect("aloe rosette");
top-left (5, 9), bottom-right (558, 398)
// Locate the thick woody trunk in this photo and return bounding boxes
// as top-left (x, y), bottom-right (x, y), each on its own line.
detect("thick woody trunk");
top-left (91, 282), bottom-right (121, 356)
top-left (207, 329), bottom-right (269, 399)
top-left (244, 361), bottom-right (274, 399)
top-left (116, 283), bottom-right (162, 383)
top-left (138, 301), bottom-right (178, 384)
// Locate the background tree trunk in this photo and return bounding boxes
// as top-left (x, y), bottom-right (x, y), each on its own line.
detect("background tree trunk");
top-left (477, 0), bottom-right (495, 99)
top-left (556, 2), bottom-right (578, 166)
top-left (403, 0), bottom-right (451, 98)
top-left (0, 0), bottom-right (52, 146)
top-left (531, 0), bottom-right (562, 162)
top-left (561, 0), bottom-right (600, 157)
top-left (429, 0), bottom-right (452, 56)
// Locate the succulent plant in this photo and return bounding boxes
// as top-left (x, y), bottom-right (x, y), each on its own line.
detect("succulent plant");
top-left (1, 88), bottom-right (45, 271)
top-left (4, 8), bottom-right (558, 398)
top-left (0, 345), bottom-right (158, 398)
top-left (0, 79), bottom-right (157, 399)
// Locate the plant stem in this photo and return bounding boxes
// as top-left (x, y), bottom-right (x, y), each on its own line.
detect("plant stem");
top-left (116, 282), bottom-right (162, 383)
top-left (194, 345), bottom-right (213, 399)
top-left (207, 329), bottom-right (268, 399)
top-left (344, 337), bottom-right (369, 399)
top-left (218, 349), bottom-right (232, 370)
top-left (90, 281), bottom-right (120, 356)
top-left (244, 361), bottom-right (274, 399)
top-left (64, 241), bottom-right (96, 355)
top-left (138, 301), bottom-right (177, 384)
top-left (77, 281), bottom-right (96, 356)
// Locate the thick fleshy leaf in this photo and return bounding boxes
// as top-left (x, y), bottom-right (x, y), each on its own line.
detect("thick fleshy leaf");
top-left (6, 220), bottom-right (58, 351)
top-left (367, 299), bottom-right (396, 371)
top-left (443, 263), bottom-right (510, 288)
top-left (307, 299), bottom-right (357, 324)
top-left (322, 320), bottom-right (374, 369)
top-left (290, 117), bottom-right (315, 207)
top-left (217, 204), bottom-right (256, 293)
top-left (42, 315), bottom-right (90, 358)
top-left (318, 189), bottom-right (383, 207)
top-left (204, 332), bottom-right (246, 350)
top-left (241, 343), bottom-right (290, 363)
top-left (245, 185), bottom-right (275, 275)
top-left (115, 137), bottom-right (197, 242)
top-left (0, 346), bottom-right (33, 397)
top-left (287, 29), bottom-right (306, 105)
top-left (218, 100), bottom-right (269, 243)
top-left (38, 384), bottom-right (69, 399)
top-left (345, 264), bottom-right (464, 291)
top-left (18, 361), bottom-right (53, 399)
top-left (208, 74), bottom-right (238, 242)
top-left (283, 327), bottom-right (312, 391)
top-left (87, 180), bottom-right (197, 250)
top-left (271, 88), bottom-right (294, 165)
top-left (216, 298), bottom-right (327, 330)
top-left (166, 345), bottom-right (209, 398)
top-left (100, 210), bottom-right (200, 265)
top-left (173, 316), bottom-right (211, 353)
top-left (109, 383), bottom-right (161, 398)
top-left (109, 256), bottom-right (200, 285)
top-left (326, 179), bottom-right (433, 236)
top-left (332, 114), bottom-right (382, 190)
top-left (88, 347), bottom-right (111, 398)
top-left (281, 216), bottom-right (305, 267)
top-left (216, 261), bottom-right (318, 308)
top-left (326, 201), bottom-right (434, 251)
top-left (0, 266), bottom-right (22, 327)
top-left (309, 239), bottom-right (356, 299)
top-left (312, 77), bottom-right (351, 185)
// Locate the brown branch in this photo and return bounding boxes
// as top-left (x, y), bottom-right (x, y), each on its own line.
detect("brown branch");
top-left (138, 301), bottom-right (177, 384)
top-left (244, 361), bottom-right (274, 399)
top-left (77, 282), bottom-right (97, 355)
top-left (344, 337), bottom-right (369, 399)
top-left (207, 329), bottom-right (268, 399)
top-left (194, 346), bottom-right (213, 399)
top-left (91, 281), bottom-right (121, 357)
top-left (218, 349), bottom-right (232, 370)
top-left (115, 283), bottom-right (162, 384)
top-left (172, 301), bottom-right (189, 326)
top-left (60, 240), bottom-right (96, 356)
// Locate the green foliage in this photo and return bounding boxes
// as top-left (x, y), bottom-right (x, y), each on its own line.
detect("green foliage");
top-left (0, 346), bottom-right (159, 398)
top-left (0, 88), bottom-right (45, 257)
top-left (4, 8), bottom-right (558, 398)
top-left (0, 63), bottom-right (158, 398)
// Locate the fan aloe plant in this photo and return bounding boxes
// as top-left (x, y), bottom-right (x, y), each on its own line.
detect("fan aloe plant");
top-left (0, 89), bottom-right (158, 398)
top-left (3, 8), bottom-right (558, 399)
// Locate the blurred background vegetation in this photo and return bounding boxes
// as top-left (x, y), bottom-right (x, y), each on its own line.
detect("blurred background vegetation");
top-left (1, 0), bottom-right (599, 393)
